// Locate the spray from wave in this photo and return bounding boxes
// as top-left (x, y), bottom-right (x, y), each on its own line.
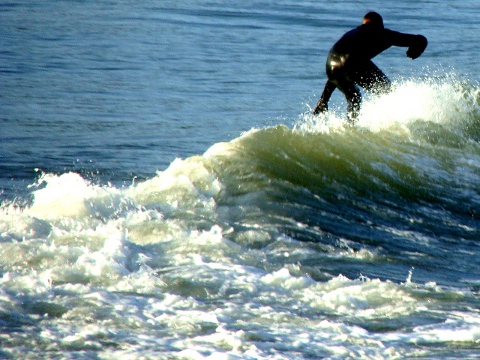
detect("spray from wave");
top-left (296, 74), bottom-right (480, 141)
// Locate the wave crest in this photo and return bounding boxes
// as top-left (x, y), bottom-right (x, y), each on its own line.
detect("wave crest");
top-left (296, 75), bottom-right (480, 143)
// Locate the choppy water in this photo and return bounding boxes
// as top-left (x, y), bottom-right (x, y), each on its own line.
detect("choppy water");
top-left (1, 1), bottom-right (480, 359)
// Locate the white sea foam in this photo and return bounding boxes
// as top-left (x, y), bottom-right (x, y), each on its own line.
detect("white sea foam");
top-left (2, 185), bottom-right (477, 360)
top-left (297, 75), bottom-right (479, 136)
top-left (1, 219), bottom-right (478, 360)
top-left (27, 172), bottom-right (134, 222)
top-left (1, 78), bottom-right (479, 358)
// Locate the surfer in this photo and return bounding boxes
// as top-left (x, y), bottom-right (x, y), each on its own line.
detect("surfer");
top-left (313, 12), bottom-right (428, 121)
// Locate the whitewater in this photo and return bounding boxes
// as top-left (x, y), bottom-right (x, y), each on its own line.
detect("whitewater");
top-left (1, 77), bottom-right (479, 359)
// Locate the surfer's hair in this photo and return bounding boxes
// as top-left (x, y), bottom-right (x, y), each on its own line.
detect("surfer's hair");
top-left (363, 12), bottom-right (384, 28)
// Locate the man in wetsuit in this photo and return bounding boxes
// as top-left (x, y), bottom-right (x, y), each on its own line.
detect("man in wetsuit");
top-left (313, 12), bottom-right (428, 121)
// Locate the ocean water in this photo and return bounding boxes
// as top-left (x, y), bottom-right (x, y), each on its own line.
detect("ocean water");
top-left (1, 0), bottom-right (479, 359)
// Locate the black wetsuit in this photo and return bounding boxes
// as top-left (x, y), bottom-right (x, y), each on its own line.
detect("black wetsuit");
top-left (313, 23), bottom-right (428, 120)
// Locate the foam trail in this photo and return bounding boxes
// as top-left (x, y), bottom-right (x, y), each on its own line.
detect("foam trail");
top-left (296, 76), bottom-right (479, 136)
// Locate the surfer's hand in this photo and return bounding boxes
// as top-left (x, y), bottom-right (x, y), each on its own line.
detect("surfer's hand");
top-left (407, 48), bottom-right (422, 59)
top-left (407, 35), bottom-right (428, 59)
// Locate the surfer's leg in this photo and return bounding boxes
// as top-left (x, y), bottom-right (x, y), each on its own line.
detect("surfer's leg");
top-left (355, 61), bottom-right (391, 94)
top-left (313, 80), bottom-right (336, 115)
top-left (346, 88), bottom-right (361, 122)
top-left (335, 80), bottom-right (361, 122)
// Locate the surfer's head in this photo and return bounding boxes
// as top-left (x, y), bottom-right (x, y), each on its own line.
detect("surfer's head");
top-left (363, 12), bottom-right (384, 28)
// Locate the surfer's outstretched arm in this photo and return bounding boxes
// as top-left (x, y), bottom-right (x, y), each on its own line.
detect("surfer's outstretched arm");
top-left (387, 31), bottom-right (428, 59)
top-left (313, 80), bottom-right (336, 115)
